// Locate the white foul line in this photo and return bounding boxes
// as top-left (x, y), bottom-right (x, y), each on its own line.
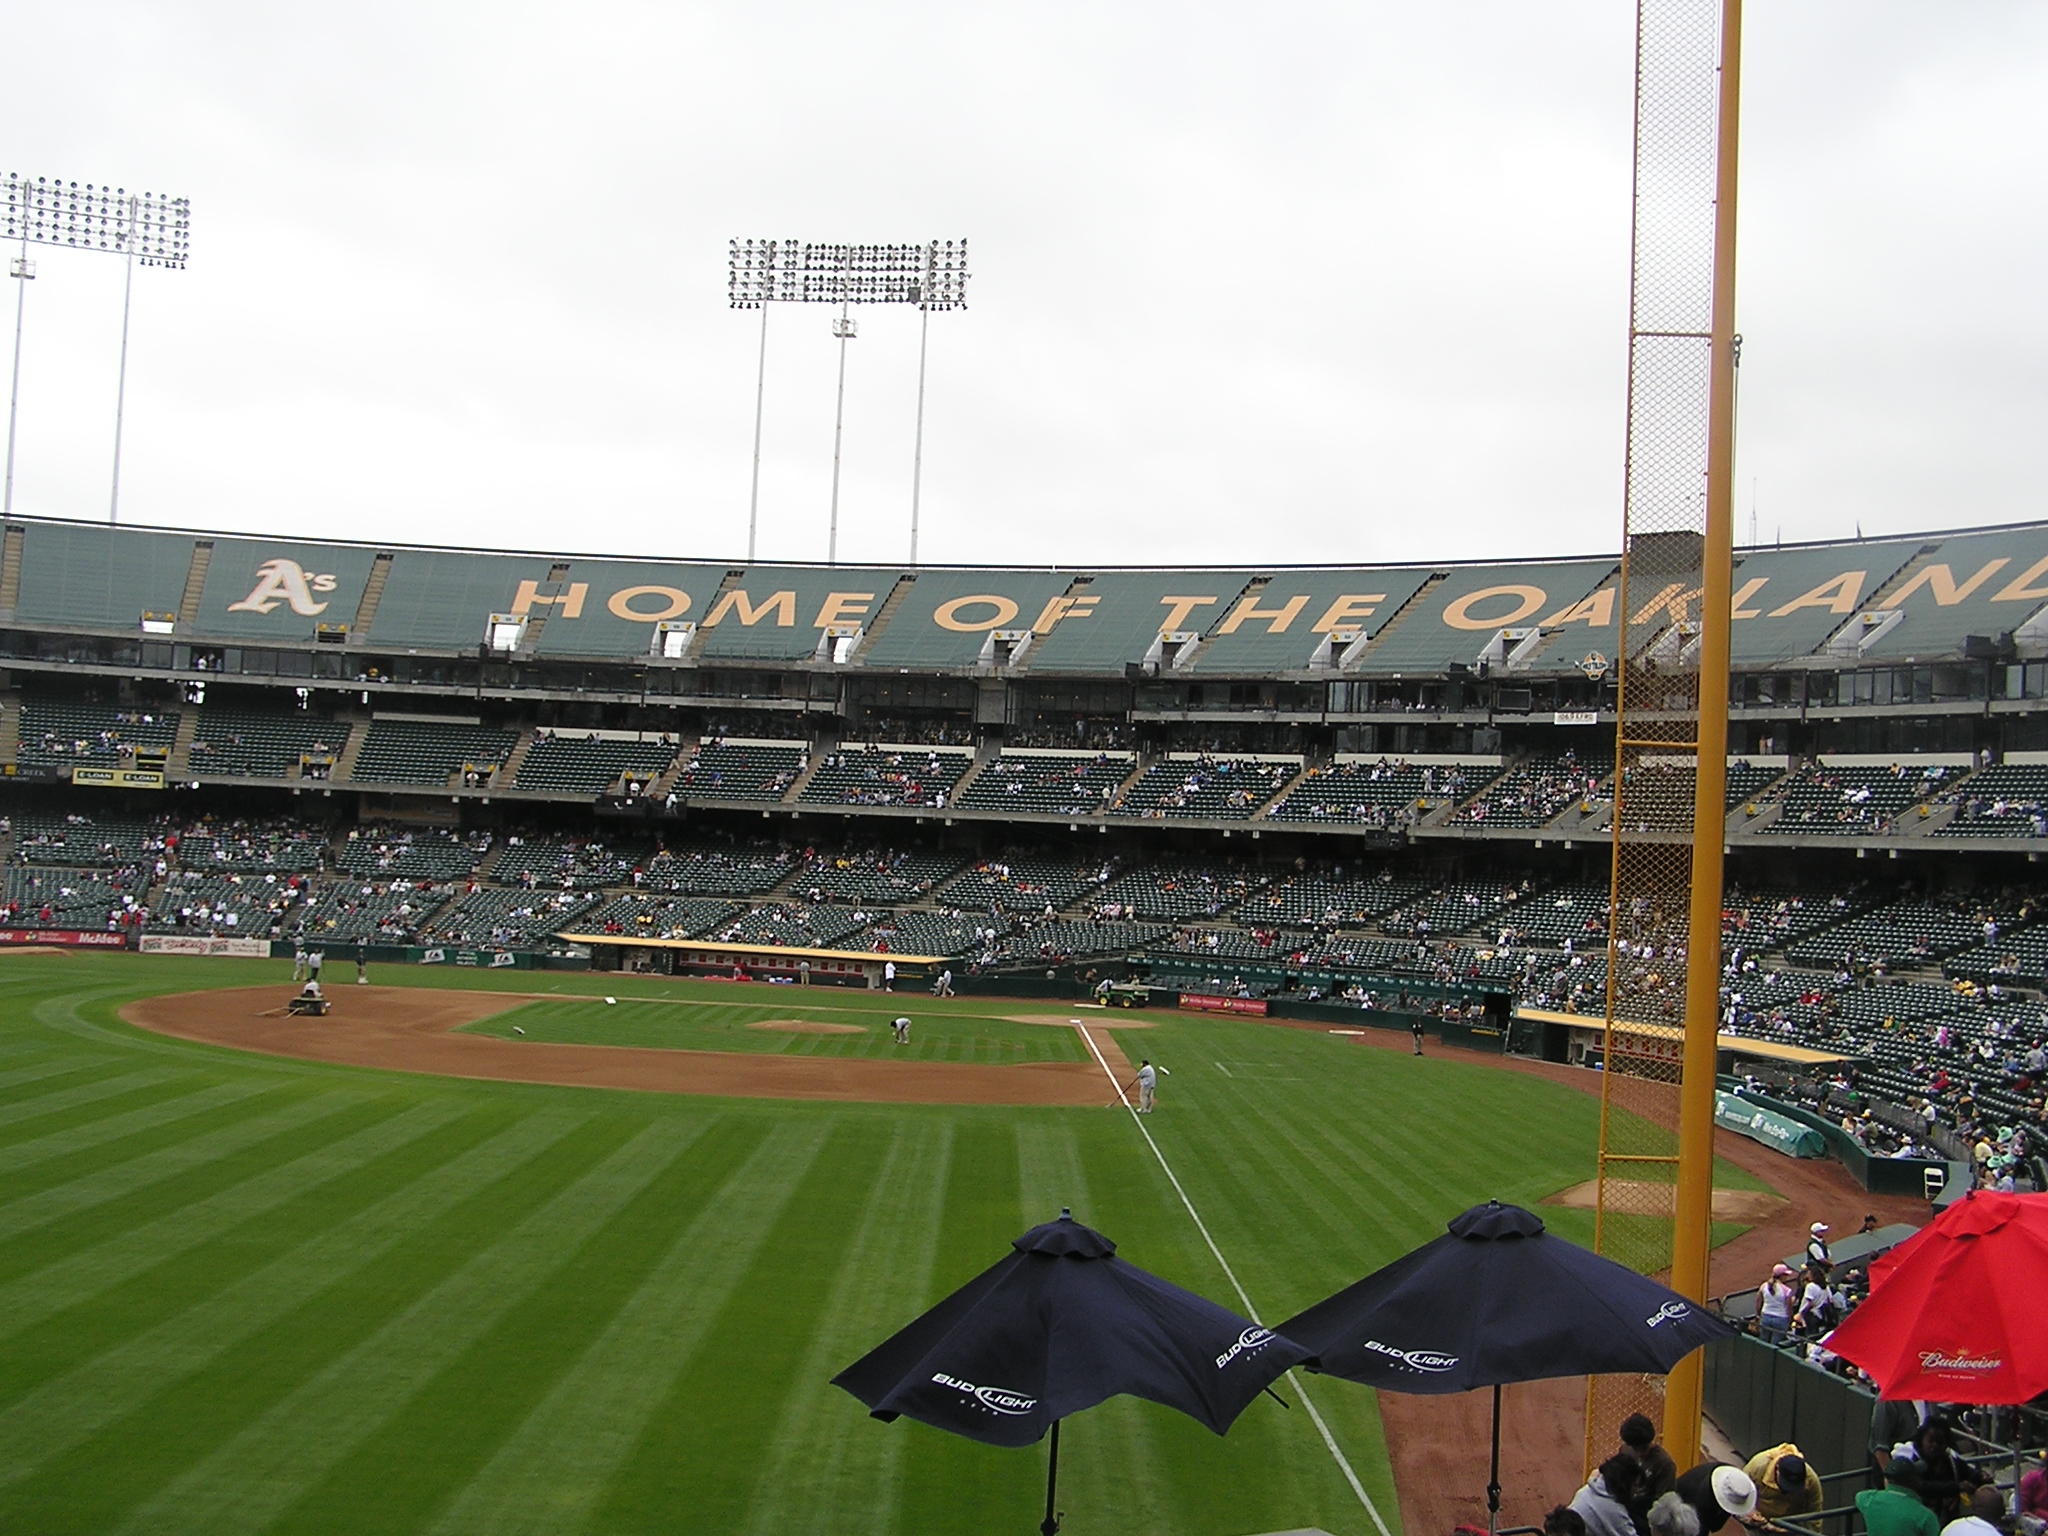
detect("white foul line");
top-left (1075, 1025), bottom-right (1394, 1536)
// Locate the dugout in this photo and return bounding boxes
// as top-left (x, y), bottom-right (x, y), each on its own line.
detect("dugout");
top-left (561, 931), bottom-right (945, 990)
top-left (1514, 1007), bottom-right (1854, 1075)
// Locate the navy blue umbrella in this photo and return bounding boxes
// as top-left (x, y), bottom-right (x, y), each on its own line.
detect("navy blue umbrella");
top-left (834, 1209), bottom-right (1312, 1535)
top-left (1280, 1201), bottom-right (1732, 1533)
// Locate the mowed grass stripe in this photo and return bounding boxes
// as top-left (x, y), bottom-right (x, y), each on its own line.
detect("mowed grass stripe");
top-left (422, 1118), bottom-right (836, 1536)
top-left (1015, 1115), bottom-right (1094, 1226)
top-left (0, 1077), bottom-right (285, 1174)
top-left (0, 1067), bottom-right (192, 1134)
top-left (0, 1085), bottom-right (363, 1252)
top-left (107, 1117), bottom-right (706, 1536)
top-left (0, 1055), bottom-right (126, 1094)
top-left (587, 1119), bottom-right (894, 1533)
top-left (0, 1106), bottom-right (590, 1488)
top-left (0, 1097), bottom-right (468, 1347)
top-left (298, 1113), bottom-right (773, 1535)
top-left (1, 1110), bottom-right (637, 1536)
top-left (737, 1118), bottom-right (957, 1536)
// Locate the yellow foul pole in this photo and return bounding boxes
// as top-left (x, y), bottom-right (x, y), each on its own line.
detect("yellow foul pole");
top-left (1663, 0), bottom-right (1742, 1462)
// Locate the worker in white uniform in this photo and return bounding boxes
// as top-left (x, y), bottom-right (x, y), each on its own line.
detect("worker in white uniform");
top-left (1137, 1060), bottom-right (1158, 1113)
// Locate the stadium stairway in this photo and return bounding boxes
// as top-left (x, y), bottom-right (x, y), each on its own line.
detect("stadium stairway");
top-left (778, 742), bottom-right (831, 804)
top-left (649, 751), bottom-right (692, 800)
top-left (351, 552), bottom-right (395, 636)
top-left (495, 729), bottom-right (537, 790)
top-left (167, 712), bottom-right (200, 776)
top-left (334, 719), bottom-right (371, 783)
top-left (1353, 571), bottom-right (1448, 664)
top-left (1250, 759), bottom-right (1317, 821)
top-left (176, 541), bottom-right (213, 627)
top-left (943, 741), bottom-right (999, 806)
top-left (0, 694), bottom-right (18, 768)
top-left (849, 574), bottom-right (917, 661)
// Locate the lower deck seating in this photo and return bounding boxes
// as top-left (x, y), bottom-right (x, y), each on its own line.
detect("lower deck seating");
top-left (579, 894), bottom-right (742, 940)
top-left (858, 910), bottom-right (997, 958)
top-left (286, 882), bottom-right (457, 943)
top-left (1092, 866), bottom-right (1268, 921)
top-left (147, 874), bottom-right (303, 937)
top-left (15, 700), bottom-right (179, 767)
top-left (492, 835), bottom-right (657, 889)
top-left (2, 865), bottom-right (145, 928)
top-left (188, 709), bottom-right (344, 779)
top-left (995, 920), bottom-right (1167, 963)
top-left (950, 857), bottom-right (1117, 914)
top-left (175, 819), bottom-right (326, 874)
top-left (1785, 898), bottom-right (2015, 968)
top-left (10, 813), bottom-right (164, 867)
top-left (335, 826), bottom-right (493, 881)
top-left (955, 753), bottom-right (1131, 816)
top-left (514, 734), bottom-right (682, 795)
top-left (790, 850), bottom-right (963, 905)
top-left (419, 888), bottom-right (600, 947)
top-left (641, 841), bottom-right (794, 895)
top-left (1234, 875), bottom-right (1426, 929)
top-left (1110, 757), bottom-right (1295, 820)
top-left (797, 748), bottom-right (973, 809)
top-left (704, 903), bottom-right (867, 950)
top-left (673, 741), bottom-right (806, 802)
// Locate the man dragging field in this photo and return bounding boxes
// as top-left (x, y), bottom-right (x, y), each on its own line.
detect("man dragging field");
top-left (1136, 1060), bottom-right (1160, 1113)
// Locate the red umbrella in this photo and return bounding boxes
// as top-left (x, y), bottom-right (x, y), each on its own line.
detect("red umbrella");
top-left (1827, 1190), bottom-right (2048, 1404)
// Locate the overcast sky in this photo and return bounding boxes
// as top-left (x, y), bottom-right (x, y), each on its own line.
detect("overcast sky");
top-left (2, 2), bottom-right (2043, 570)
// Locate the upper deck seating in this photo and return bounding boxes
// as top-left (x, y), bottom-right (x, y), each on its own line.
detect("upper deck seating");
top-left (351, 721), bottom-right (520, 787)
top-left (16, 701), bottom-right (179, 767)
top-left (1611, 760), bottom-right (1784, 832)
top-left (579, 894), bottom-right (741, 940)
top-left (641, 840), bottom-right (794, 895)
top-left (1092, 866), bottom-right (1268, 921)
top-left (1454, 752), bottom-right (1611, 828)
top-left (188, 709), bottom-right (343, 779)
top-left (493, 835), bottom-right (657, 890)
top-left (1265, 760), bottom-right (1486, 827)
top-left (335, 825), bottom-right (493, 881)
top-left (1937, 766), bottom-right (2048, 839)
top-left (1109, 757), bottom-right (1295, 821)
top-left (797, 748), bottom-right (973, 809)
top-left (956, 753), bottom-right (1131, 817)
top-left (949, 857), bottom-right (1117, 914)
top-left (672, 741), bottom-right (807, 802)
top-left (1785, 898), bottom-right (2015, 968)
top-left (514, 734), bottom-right (682, 795)
top-left (1760, 762), bottom-right (1957, 836)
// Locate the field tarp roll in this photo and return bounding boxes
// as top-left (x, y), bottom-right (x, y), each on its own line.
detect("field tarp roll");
top-left (1715, 1090), bottom-right (1828, 1159)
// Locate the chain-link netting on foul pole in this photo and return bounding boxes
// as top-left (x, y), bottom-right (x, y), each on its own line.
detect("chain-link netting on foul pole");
top-left (1588, 0), bottom-right (1729, 1473)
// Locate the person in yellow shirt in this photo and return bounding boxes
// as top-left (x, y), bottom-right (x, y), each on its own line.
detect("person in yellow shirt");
top-left (1744, 1444), bottom-right (1823, 1522)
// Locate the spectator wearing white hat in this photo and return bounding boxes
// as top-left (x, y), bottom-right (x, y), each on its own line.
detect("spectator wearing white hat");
top-left (1674, 1463), bottom-right (1758, 1535)
top-left (1806, 1221), bottom-right (1833, 1272)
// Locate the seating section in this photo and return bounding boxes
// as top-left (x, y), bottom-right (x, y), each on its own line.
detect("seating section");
top-left (1454, 752), bottom-right (1610, 828)
top-left (858, 911), bottom-right (995, 958)
top-left (951, 857), bottom-right (1118, 914)
top-left (956, 754), bottom-right (1132, 817)
top-left (176, 818), bottom-right (326, 873)
top-left (285, 882), bottom-right (456, 943)
top-left (1110, 757), bottom-right (1295, 821)
top-left (1612, 760), bottom-right (1783, 832)
top-left (147, 874), bottom-right (300, 937)
top-left (419, 888), bottom-right (600, 947)
top-left (350, 721), bottom-right (520, 787)
top-left (1093, 866), bottom-right (1269, 921)
top-left (641, 840), bottom-right (794, 895)
top-left (10, 813), bottom-right (164, 866)
top-left (335, 825), bottom-right (493, 881)
top-left (188, 709), bottom-right (344, 779)
top-left (1723, 886), bottom-right (1872, 951)
top-left (1785, 898), bottom-right (2013, 968)
top-left (703, 903), bottom-right (867, 950)
top-left (1948, 930), bottom-right (2048, 986)
top-left (1266, 761), bottom-right (1485, 827)
top-left (580, 894), bottom-right (742, 940)
top-left (1150, 927), bottom-right (1296, 962)
top-left (1760, 763), bottom-right (1958, 836)
top-left (493, 835), bottom-right (657, 890)
top-left (16, 701), bottom-right (179, 767)
top-left (789, 849), bottom-right (963, 905)
top-left (1937, 766), bottom-right (2048, 839)
top-left (1499, 883), bottom-right (1612, 948)
top-left (1381, 881), bottom-right (1536, 939)
top-left (2, 866), bottom-right (145, 928)
top-left (673, 741), bottom-right (806, 802)
top-left (514, 734), bottom-right (681, 795)
top-left (996, 920), bottom-right (1168, 963)
top-left (798, 748), bottom-right (973, 809)
top-left (1234, 875), bottom-right (1426, 929)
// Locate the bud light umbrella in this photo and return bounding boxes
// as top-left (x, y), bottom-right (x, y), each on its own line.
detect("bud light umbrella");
top-left (1279, 1201), bottom-right (1731, 1534)
top-left (832, 1209), bottom-right (1312, 1535)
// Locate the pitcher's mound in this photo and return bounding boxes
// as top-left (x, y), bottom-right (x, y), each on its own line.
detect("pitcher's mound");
top-left (1545, 1179), bottom-right (1786, 1223)
top-left (748, 1019), bottom-right (867, 1035)
top-left (1006, 1012), bottom-right (1155, 1029)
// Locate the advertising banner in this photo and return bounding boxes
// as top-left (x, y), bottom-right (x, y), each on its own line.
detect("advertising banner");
top-left (0, 929), bottom-right (130, 948)
top-left (70, 767), bottom-right (167, 790)
top-left (139, 935), bottom-right (271, 958)
top-left (1177, 993), bottom-right (1270, 1017)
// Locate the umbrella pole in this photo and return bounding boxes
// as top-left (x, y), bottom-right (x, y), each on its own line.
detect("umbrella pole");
top-left (1041, 1418), bottom-right (1061, 1536)
top-left (1488, 1382), bottom-right (1502, 1536)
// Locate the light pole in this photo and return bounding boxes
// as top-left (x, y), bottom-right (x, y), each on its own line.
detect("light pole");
top-left (1, 174), bottom-right (190, 524)
top-left (728, 238), bottom-right (968, 565)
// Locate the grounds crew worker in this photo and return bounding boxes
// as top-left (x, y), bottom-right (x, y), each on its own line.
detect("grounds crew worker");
top-left (356, 938), bottom-right (369, 985)
top-left (308, 949), bottom-right (324, 987)
top-left (1411, 1015), bottom-right (1427, 1056)
top-left (1137, 1060), bottom-right (1157, 1113)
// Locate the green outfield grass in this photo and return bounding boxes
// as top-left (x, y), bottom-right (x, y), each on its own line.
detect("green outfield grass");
top-left (461, 994), bottom-right (1090, 1063)
top-left (0, 953), bottom-right (1779, 1536)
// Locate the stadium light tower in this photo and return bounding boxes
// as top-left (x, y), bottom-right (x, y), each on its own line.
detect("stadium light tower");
top-left (1, 174), bottom-right (191, 523)
top-left (729, 239), bottom-right (969, 566)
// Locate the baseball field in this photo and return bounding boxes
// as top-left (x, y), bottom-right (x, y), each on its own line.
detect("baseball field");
top-left (0, 951), bottom-right (1772, 1535)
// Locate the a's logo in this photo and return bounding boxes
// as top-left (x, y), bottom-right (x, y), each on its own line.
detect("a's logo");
top-left (228, 559), bottom-right (338, 616)
top-left (1361, 1338), bottom-right (1458, 1372)
top-left (1646, 1300), bottom-right (1691, 1328)
top-left (1216, 1327), bottom-right (1276, 1370)
top-left (932, 1372), bottom-right (1037, 1416)
top-left (1919, 1349), bottom-right (2001, 1373)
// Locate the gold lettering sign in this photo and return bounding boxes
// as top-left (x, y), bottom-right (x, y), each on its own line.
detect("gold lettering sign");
top-left (608, 586), bottom-right (693, 622)
top-left (1442, 584), bottom-right (1547, 630)
top-left (933, 595), bottom-right (1019, 631)
top-left (704, 590), bottom-right (798, 627)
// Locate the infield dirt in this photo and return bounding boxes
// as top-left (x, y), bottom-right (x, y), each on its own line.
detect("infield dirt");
top-left (121, 985), bottom-right (1133, 1105)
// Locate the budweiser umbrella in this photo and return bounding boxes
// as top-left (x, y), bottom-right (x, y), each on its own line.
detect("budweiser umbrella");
top-left (1827, 1190), bottom-right (2048, 1404)
top-left (1280, 1201), bottom-right (1730, 1534)
top-left (833, 1209), bottom-right (1310, 1535)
